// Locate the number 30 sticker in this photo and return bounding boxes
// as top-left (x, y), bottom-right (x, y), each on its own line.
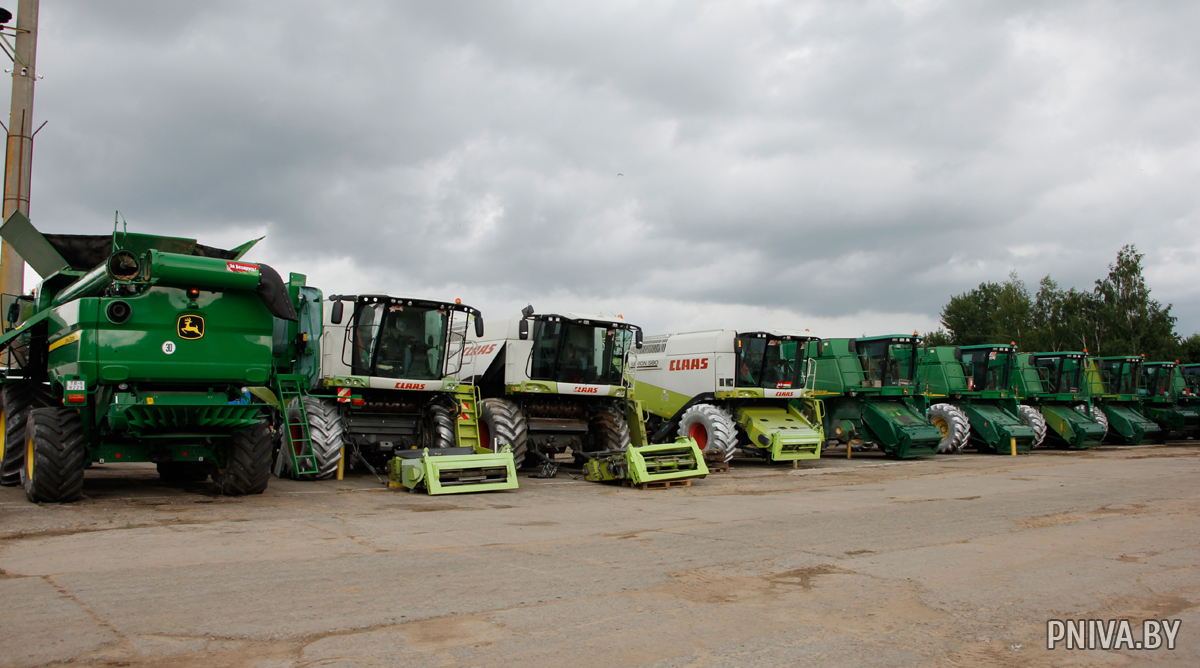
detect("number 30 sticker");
top-left (162, 341), bottom-right (176, 355)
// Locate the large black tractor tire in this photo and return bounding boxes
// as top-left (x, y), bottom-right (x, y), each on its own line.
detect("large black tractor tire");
top-left (420, 402), bottom-right (456, 450)
top-left (478, 398), bottom-right (528, 468)
top-left (1017, 405), bottom-right (1048, 448)
top-left (1078, 404), bottom-right (1109, 440)
top-left (214, 419), bottom-right (273, 495)
top-left (677, 403), bottom-right (737, 462)
top-left (22, 407), bottom-right (87, 503)
top-left (156, 462), bottom-right (211, 482)
top-left (302, 396), bottom-right (345, 480)
top-left (926, 403), bottom-right (970, 453)
top-left (577, 404), bottom-right (631, 464)
top-left (1, 381), bottom-right (53, 486)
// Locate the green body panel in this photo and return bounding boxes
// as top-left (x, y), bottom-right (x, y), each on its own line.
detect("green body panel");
top-left (957, 402), bottom-right (1035, 453)
top-left (1040, 404), bottom-right (1106, 449)
top-left (860, 400), bottom-right (941, 458)
top-left (632, 380), bottom-right (692, 419)
top-left (735, 404), bottom-right (822, 461)
top-left (807, 336), bottom-right (938, 459)
top-left (46, 290), bottom-right (273, 387)
top-left (1141, 402), bottom-right (1199, 436)
top-left (390, 447), bottom-right (518, 494)
top-left (1099, 404), bottom-right (1160, 445)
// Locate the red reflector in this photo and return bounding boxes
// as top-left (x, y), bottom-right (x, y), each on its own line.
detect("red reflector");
top-left (115, 453), bottom-right (122, 458)
top-left (66, 394), bottom-right (86, 403)
top-left (352, 398), bottom-right (365, 407)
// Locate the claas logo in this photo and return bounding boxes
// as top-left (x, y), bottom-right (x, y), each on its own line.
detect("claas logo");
top-left (177, 315), bottom-right (204, 340)
top-left (669, 357), bottom-right (709, 371)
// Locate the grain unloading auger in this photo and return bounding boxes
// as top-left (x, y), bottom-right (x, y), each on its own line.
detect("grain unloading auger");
top-left (268, 287), bottom-right (518, 494)
top-left (453, 306), bottom-right (707, 487)
top-left (0, 212), bottom-right (292, 502)
top-left (806, 335), bottom-right (942, 458)
top-left (915, 344), bottom-right (1037, 454)
top-left (1085, 356), bottom-right (1161, 444)
top-left (1011, 352), bottom-right (1106, 449)
top-left (627, 329), bottom-right (825, 464)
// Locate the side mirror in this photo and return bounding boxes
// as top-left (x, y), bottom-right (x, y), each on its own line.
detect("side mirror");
top-left (5, 302), bottom-right (19, 329)
top-left (474, 316), bottom-right (484, 338)
top-left (846, 338), bottom-right (857, 354)
top-left (635, 328), bottom-right (643, 349)
top-left (953, 347), bottom-right (962, 361)
top-left (1027, 355), bottom-right (1035, 366)
top-left (521, 304), bottom-right (535, 318)
top-left (330, 300), bottom-right (344, 325)
top-left (518, 318), bottom-right (529, 340)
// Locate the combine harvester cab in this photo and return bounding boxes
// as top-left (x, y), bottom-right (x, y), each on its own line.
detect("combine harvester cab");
top-left (628, 329), bottom-right (824, 464)
top-left (454, 306), bottom-right (706, 486)
top-left (1140, 361), bottom-right (1199, 440)
top-left (916, 344), bottom-right (1036, 454)
top-left (806, 335), bottom-right (941, 458)
top-left (1012, 352), bottom-right (1106, 449)
top-left (272, 289), bottom-right (517, 494)
top-left (0, 212), bottom-right (292, 502)
top-left (1178, 364), bottom-right (1200, 432)
top-left (1085, 356), bottom-right (1161, 444)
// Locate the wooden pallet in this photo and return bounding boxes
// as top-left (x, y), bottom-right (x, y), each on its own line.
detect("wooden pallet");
top-left (623, 478), bottom-right (693, 490)
top-left (706, 461), bottom-right (731, 474)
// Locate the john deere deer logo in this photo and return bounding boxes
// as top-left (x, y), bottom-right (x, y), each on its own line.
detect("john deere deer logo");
top-left (177, 315), bottom-right (204, 340)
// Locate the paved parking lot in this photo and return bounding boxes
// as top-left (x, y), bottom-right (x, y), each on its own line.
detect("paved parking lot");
top-left (1, 445), bottom-right (1197, 667)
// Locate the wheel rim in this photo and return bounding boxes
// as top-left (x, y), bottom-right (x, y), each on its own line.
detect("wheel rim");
top-left (688, 422), bottom-right (708, 450)
top-left (932, 417), bottom-right (950, 438)
top-left (25, 430), bottom-right (34, 480)
top-left (479, 419), bottom-right (492, 451)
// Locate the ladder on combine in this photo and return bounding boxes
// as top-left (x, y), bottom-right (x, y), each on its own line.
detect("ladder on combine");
top-left (454, 384), bottom-right (484, 451)
top-left (275, 374), bottom-right (318, 476)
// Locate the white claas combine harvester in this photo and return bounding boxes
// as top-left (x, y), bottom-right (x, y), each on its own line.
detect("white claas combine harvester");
top-left (628, 329), bottom-right (825, 464)
top-left (454, 306), bottom-right (707, 486)
top-left (270, 287), bottom-right (518, 495)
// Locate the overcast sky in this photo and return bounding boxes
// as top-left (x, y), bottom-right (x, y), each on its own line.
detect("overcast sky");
top-left (7, 0), bottom-right (1199, 337)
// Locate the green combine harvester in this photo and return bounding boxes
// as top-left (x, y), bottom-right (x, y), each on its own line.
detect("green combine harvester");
top-left (806, 335), bottom-right (941, 458)
top-left (1011, 352), bottom-right (1106, 449)
top-left (916, 344), bottom-right (1037, 454)
top-left (1179, 363), bottom-right (1200, 424)
top-left (1139, 361), bottom-right (1199, 440)
top-left (267, 283), bottom-right (518, 495)
top-left (0, 212), bottom-right (292, 502)
top-left (1085, 356), bottom-right (1161, 444)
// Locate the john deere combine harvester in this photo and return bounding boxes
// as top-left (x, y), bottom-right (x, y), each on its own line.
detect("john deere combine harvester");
top-left (1139, 361), bottom-right (1199, 440)
top-left (1011, 352), bottom-right (1106, 449)
top-left (916, 344), bottom-right (1037, 453)
top-left (0, 212), bottom-right (292, 502)
top-left (269, 285), bottom-right (517, 494)
top-left (456, 306), bottom-right (707, 486)
top-left (806, 335), bottom-right (941, 458)
top-left (1085, 356), bottom-right (1161, 444)
top-left (627, 329), bottom-right (824, 464)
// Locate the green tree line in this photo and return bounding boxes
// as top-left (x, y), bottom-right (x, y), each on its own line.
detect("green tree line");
top-left (925, 245), bottom-right (1200, 362)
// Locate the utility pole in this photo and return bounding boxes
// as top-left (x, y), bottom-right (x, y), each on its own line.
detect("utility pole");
top-left (0, 0), bottom-right (38, 298)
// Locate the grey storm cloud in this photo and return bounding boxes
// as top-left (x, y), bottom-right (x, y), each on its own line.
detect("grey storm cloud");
top-left (13, 0), bottom-right (1200, 336)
